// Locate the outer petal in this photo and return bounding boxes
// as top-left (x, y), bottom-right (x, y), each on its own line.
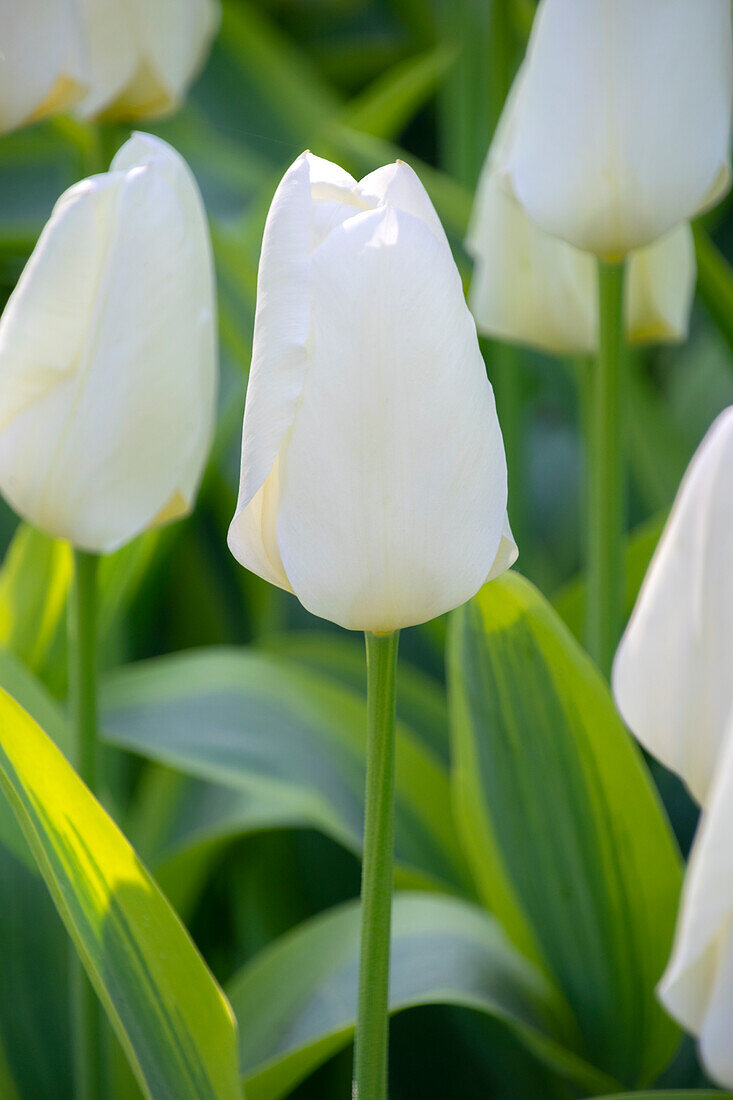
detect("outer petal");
top-left (612, 407), bottom-right (733, 806)
top-left (228, 152), bottom-right (364, 586)
top-left (0, 134), bottom-right (217, 552)
top-left (467, 160), bottom-right (695, 354)
top-left (78, 0), bottom-right (221, 121)
top-left (487, 515), bottom-right (518, 583)
top-left (358, 161), bottom-right (449, 246)
top-left (0, 0), bottom-right (88, 133)
top-left (503, 0), bottom-right (733, 256)
top-left (276, 206), bottom-right (507, 632)
top-left (659, 718), bottom-right (733, 1089)
top-left (626, 223), bottom-right (696, 346)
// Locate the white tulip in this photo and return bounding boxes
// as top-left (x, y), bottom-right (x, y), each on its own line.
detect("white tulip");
top-left (228, 152), bottom-right (515, 633)
top-left (467, 150), bottom-right (696, 356)
top-left (77, 0), bottom-right (221, 121)
top-left (0, 133), bottom-right (217, 554)
top-left (659, 718), bottom-right (733, 1089)
top-left (613, 408), bottom-right (733, 806)
top-left (0, 0), bottom-right (88, 134)
top-left (497, 0), bottom-right (733, 257)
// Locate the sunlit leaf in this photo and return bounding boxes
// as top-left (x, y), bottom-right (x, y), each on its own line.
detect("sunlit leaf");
top-left (448, 573), bottom-right (682, 1086)
top-left (0, 688), bottom-right (242, 1100)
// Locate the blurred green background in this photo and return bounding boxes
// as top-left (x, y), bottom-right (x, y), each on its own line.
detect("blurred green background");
top-left (1, 0), bottom-right (731, 1095)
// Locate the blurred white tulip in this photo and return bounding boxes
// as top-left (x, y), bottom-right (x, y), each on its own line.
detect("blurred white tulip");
top-left (0, 0), bottom-right (88, 133)
top-left (77, 0), bottom-right (221, 121)
top-left (228, 152), bottom-right (515, 633)
top-left (467, 149), bottom-right (696, 355)
top-left (659, 719), bottom-right (733, 1089)
top-left (497, 0), bottom-right (733, 257)
top-left (0, 133), bottom-right (217, 553)
top-left (613, 408), bottom-right (733, 806)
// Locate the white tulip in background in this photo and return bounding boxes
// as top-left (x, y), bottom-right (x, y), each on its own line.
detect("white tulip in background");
top-left (613, 408), bottom-right (733, 1087)
top-left (0, 0), bottom-right (88, 134)
top-left (77, 0), bottom-right (221, 120)
top-left (229, 152), bottom-right (515, 633)
top-left (467, 100), bottom-right (697, 354)
top-left (496, 0), bottom-right (733, 258)
top-left (0, 133), bottom-right (217, 554)
top-left (660, 721), bottom-right (733, 1090)
top-left (613, 407), bottom-right (733, 807)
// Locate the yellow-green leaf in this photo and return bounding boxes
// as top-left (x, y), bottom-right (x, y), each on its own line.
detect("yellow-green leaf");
top-left (0, 687), bottom-right (243, 1100)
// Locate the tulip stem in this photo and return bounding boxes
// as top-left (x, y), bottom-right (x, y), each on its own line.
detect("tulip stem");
top-left (69, 549), bottom-right (103, 1100)
top-left (353, 631), bottom-right (400, 1100)
top-left (586, 261), bottom-right (626, 677)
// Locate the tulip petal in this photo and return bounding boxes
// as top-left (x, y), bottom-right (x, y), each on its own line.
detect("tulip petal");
top-left (486, 515), bottom-right (518, 583)
top-left (613, 407), bottom-right (733, 806)
top-left (75, 0), bottom-right (139, 120)
top-left (0, 0), bottom-right (88, 133)
top-left (502, 0), bottom-right (733, 255)
top-left (358, 161), bottom-right (449, 245)
top-left (626, 223), bottom-right (697, 346)
top-left (659, 718), bottom-right (733, 1089)
top-left (0, 135), bottom-right (217, 552)
top-left (276, 206), bottom-right (507, 632)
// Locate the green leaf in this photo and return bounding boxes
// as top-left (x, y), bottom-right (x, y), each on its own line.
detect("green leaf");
top-left (553, 513), bottom-right (667, 643)
top-left (343, 45), bottom-right (457, 140)
top-left (261, 631), bottom-right (449, 764)
top-left (227, 892), bottom-right (621, 1100)
top-left (0, 687), bottom-right (242, 1100)
top-left (101, 648), bottom-right (470, 895)
top-left (694, 225), bottom-right (733, 359)
top-left (448, 574), bottom-right (682, 1086)
top-left (593, 1095), bottom-right (733, 1099)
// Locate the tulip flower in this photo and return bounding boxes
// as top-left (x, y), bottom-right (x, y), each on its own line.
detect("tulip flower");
top-left (77, 0), bottom-right (221, 121)
top-left (0, 132), bottom-right (217, 554)
top-left (0, 0), bottom-right (88, 134)
top-left (659, 722), bottom-right (733, 1090)
top-left (228, 151), bottom-right (515, 634)
top-left (613, 407), bottom-right (733, 807)
top-left (497, 0), bottom-right (733, 258)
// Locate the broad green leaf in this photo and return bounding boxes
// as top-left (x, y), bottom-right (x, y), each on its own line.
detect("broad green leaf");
top-left (553, 513), bottom-right (667, 643)
top-left (261, 631), bottom-right (449, 764)
top-left (0, 687), bottom-right (242, 1100)
top-left (448, 574), bottom-right (682, 1086)
top-left (101, 648), bottom-right (470, 895)
top-left (227, 892), bottom-right (620, 1100)
top-left (594, 1095), bottom-right (733, 1099)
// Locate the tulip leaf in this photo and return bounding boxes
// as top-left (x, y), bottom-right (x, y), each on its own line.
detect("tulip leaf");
top-left (448, 573), bottom-right (682, 1086)
top-left (227, 892), bottom-right (621, 1100)
top-left (592, 1095), bottom-right (733, 1099)
top-left (0, 687), bottom-right (242, 1100)
top-left (100, 648), bottom-right (470, 896)
top-left (343, 45), bottom-right (457, 140)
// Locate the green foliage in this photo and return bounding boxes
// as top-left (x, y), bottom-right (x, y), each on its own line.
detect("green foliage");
top-left (0, 687), bottom-right (242, 1100)
top-left (448, 574), bottom-right (682, 1086)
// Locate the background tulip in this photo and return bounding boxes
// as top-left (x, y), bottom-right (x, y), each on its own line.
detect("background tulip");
top-left (0, 0), bottom-right (88, 134)
top-left (229, 152), bottom-right (514, 633)
top-left (467, 154), bottom-right (696, 355)
top-left (498, 0), bottom-right (733, 257)
top-left (77, 0), bottom-right (221, 121)
top-left (658, 719), bottom-right (733, 1089)
top-left (0, 132), bottom-right (217, 554)
top-left (613, 407), bottom-right (733, 806)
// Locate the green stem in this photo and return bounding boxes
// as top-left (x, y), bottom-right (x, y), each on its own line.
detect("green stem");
top-left (353, 631), bottom-right (400, 1100)
top-left (68, 549), bottom-right (103, 1100)
top-left (585, 261), bottom-right (626, 677)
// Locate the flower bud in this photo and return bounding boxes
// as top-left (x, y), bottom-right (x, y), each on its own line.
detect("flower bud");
top-left (498, 0), bottom-right (733, 257)
top-left (658, 720), bottom-right (733, 1089)
top-left (613, 408), bottom-right (733, 806)
top-left (0, 0), bottom-right (88, 134)
top-left (0, 133), bottom-right (217, 554)
top-left (77, 0), bottom-right (221, 121)
top-left (467, 71), bottom-right (697, 354)
top-left (228, 153), bottom-right (515, 633)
